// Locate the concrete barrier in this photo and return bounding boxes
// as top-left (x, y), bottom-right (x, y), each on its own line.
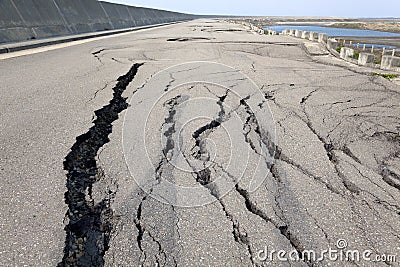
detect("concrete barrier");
top-left (318, 33), bottom-right (328, 44)
top-left (284, 27), bottom-right (398, 71)
top-left (327, 39), bottom-right (339, 51)
top-left (358, 53), bottom-right (375, 66)
top-left (295, 30), bottom-right (303, 38)
top-left (301, 31), bottom-right (310, 39)
top-left (309, 32), bottom-right (318, 41)
top-left (381, 55), bottom-right (400, 70)
top-left (0, 0), bottom-right (195, 43)
top-left (340, 47), bottom-right (354, 59)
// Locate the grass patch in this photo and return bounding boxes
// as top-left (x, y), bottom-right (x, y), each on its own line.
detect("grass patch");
top-left (373, 57), bottom-right (381, 65)
top-left (372, 73), bottom-right (399, 79)
top-left (351, 50), bottom-right (360, 60)
top-left (336, 46), bottom-right (342, 53)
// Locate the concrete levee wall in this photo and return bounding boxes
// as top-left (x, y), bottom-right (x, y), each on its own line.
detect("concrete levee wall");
top-left (54, 0), bottom-right (111, 33)
top-left (100, 2), bottom-right (135, 29)
top-left (0, 0), bottom-right (195, 43)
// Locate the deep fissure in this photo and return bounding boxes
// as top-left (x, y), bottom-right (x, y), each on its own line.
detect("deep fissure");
top-left (59, 63), bottom-right (143, 266)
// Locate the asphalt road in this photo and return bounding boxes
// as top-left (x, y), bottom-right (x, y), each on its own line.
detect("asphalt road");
top-left (1, 19), bottom-right (399, 266)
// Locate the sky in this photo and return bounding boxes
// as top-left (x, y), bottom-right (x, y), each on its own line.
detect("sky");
top-left (105, 0), bottom-right (400, 18)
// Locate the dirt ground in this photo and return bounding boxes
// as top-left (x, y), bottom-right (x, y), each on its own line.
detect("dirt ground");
top-left (330, 21), bottom-right (400, 34)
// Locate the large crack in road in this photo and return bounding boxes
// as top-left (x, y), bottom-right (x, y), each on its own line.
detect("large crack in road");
top-left (59, 63), bottom-right (143, 267)
top-left (133, 95), bottom-right (186, 266)
top-left (66, 22), bottom-right (400, 267)
top-left (183, 91), bottom-right (259, 265)
top-left (3, 18), bottom-right (400, 267)
top-left (170, 89), bottom-right (313, 265)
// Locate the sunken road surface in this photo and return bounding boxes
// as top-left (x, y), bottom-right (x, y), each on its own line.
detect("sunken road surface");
top-left (0, 19), bottom-right (399, 266)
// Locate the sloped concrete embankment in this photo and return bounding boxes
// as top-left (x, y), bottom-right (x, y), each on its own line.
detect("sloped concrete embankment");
top-left (0, 0), bottom-right (195, 44)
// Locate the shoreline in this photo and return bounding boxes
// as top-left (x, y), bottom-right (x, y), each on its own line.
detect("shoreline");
top-left (328, 22), bottom-right (400, 34)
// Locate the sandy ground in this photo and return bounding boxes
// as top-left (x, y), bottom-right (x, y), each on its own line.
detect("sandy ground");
top-left (330, 22), bottom-right (400, 34)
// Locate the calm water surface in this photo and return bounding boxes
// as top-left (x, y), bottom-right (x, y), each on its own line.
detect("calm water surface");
top-left (264, 25), bottom-right (400, 37)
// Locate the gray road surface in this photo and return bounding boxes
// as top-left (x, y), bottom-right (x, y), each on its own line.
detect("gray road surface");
top-left (0, 19), bottom-right (399, 266)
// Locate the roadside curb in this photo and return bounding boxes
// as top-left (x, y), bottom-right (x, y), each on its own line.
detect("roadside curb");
top-left (0, 21), bottom-right (188, 54)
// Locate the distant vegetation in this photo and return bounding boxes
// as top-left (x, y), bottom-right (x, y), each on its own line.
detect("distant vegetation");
top-left (329, 22), bottom-right (400, 34)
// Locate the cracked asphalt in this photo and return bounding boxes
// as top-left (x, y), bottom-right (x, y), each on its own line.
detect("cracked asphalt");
top-left (0, 19), bottom-right (400, 266)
